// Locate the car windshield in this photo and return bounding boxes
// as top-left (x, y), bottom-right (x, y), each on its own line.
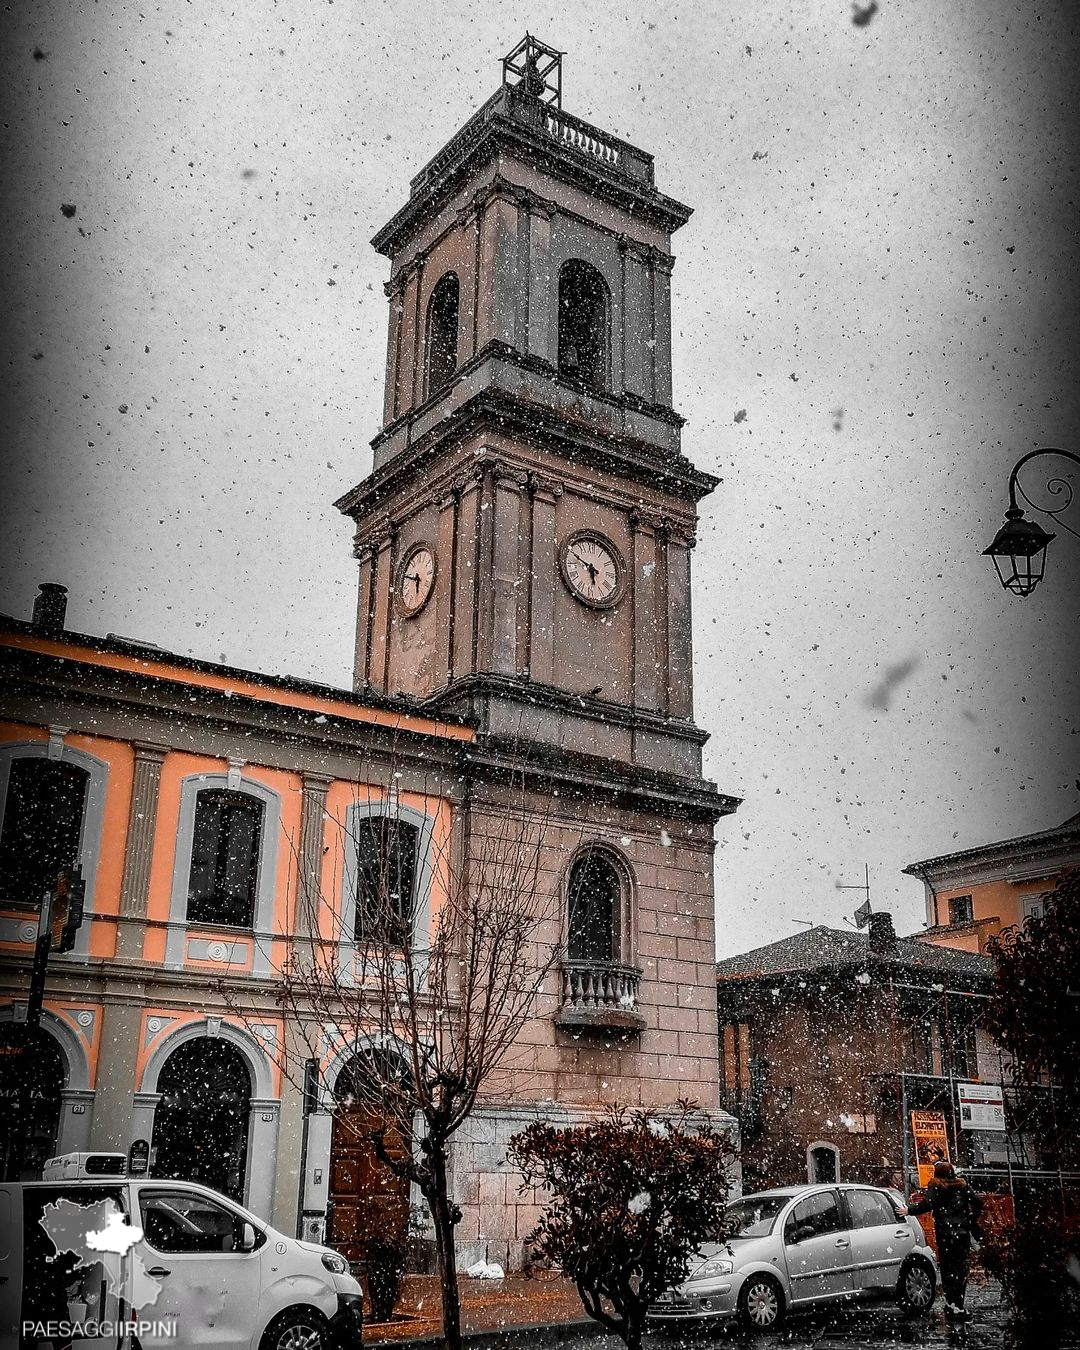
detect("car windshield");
top-left (717, 1194), bottom-right (795, 1239)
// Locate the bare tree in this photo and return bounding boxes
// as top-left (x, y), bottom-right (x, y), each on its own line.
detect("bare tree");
top-left (229, 770), bottom-right (563, 1350)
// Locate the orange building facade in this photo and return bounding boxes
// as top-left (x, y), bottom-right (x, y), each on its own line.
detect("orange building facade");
top-left (904, 813), bottom-right (1080, 955)
top-left (0, 613), bottom-right (468, 1237)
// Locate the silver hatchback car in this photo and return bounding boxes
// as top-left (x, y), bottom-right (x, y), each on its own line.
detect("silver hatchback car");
top-left (649, 1183), bottom-right (938, 1331)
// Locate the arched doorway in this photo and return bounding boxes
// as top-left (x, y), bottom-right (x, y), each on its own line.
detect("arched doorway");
top-left (151, 1038), bottom-right (251, 1201)
top-left (808, 1141), bottom-right (840, 1184)
top-left (0, 1024), bottom-right (64, 1179)
top-left (328, 1051), bottom-right (411, 1264)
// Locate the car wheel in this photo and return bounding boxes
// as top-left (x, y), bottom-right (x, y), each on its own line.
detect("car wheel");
top-left (739, 1274), bottom-right (784, 1330)
top-left (897, 1257), bottom-right (936, 1313)
top-left (260, 1307), bottom-right (330, 1350)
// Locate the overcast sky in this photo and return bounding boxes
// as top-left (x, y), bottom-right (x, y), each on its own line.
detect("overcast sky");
top-left (2, 0), bottom-right (1078, 956)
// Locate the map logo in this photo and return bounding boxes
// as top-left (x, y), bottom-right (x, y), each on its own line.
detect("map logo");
top-left (22, 1197), bottom-right (177, 1342)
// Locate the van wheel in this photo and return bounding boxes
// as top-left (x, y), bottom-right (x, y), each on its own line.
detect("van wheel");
top-left (898, 1257), bottom-right (936, 1313)
top-left (260, 1307), bottom-right (329, 1350)
top-left (738, 1274), bottom-right (784, 1330)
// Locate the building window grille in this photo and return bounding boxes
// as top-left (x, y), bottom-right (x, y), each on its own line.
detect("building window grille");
top-left (426, 272), bottom-right (460, 395)
top-left (187, 789), bottom-right (263, 928)
top-left (558, 259), bottom-right (609, 393)
top-left (566, 851), bottom-right (619, 963)
top-left (947, 894), bottom-right (973, 925)
top-left (353, 816), bottom-right (419, 943)
top-left (0, 758), bottom-right (88, 907)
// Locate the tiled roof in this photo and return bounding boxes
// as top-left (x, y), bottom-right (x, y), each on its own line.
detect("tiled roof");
top-left (902, 812), bottom-right (1080, 875)
top-left (715, 924), bottom-right (990, 982)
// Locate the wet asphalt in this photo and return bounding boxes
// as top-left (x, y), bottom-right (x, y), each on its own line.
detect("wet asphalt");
top-left (545, 1283), bottom-right (1076, 1350)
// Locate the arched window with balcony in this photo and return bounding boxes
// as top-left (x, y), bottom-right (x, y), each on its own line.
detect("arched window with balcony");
top-left (567, 851), bottom-right (620, 963)
top-left (559, 847), bottom-right (642, 1031)
top-left (426, 271), bottom-right (460, 396)
top-left (557, 259), bottom-right (609, 393)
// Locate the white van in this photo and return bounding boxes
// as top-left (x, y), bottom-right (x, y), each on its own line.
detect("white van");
top-left (0, 1175), bottom-right (364, 1350)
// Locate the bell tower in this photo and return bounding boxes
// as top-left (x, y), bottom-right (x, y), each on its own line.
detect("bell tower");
top-left (336, 38), bottom-right (718, 779)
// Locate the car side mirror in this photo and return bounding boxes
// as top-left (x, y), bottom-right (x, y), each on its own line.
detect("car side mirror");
top-left (786, 1222), bottom-right (813, 1245)
top-left (239, 1222), bottom-right (257, 1253)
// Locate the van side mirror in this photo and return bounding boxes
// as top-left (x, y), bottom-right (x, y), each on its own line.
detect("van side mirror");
top-left (239, 1222), bottom-right (257, 1252)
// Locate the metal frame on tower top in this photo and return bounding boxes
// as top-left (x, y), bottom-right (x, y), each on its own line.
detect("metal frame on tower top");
top-left (503, 34), bottom-right (563, 107)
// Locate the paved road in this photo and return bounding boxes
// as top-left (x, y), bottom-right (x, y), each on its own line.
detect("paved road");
top-left (548, 1283), bottom-right (1078, 1350)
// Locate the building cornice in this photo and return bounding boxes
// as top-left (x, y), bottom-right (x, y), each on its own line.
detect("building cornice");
top-left (372, 87), bottom-right (692, 259)
top-left (903, 820), bottom-right (1080, 883)
top-left (335, 373), bottom-right (716, 522)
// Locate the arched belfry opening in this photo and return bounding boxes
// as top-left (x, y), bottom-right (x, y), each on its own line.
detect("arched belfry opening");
top-left (426, 272), bottom-right (460, 396)
top-left (557, 259), bottom-right (609, 393)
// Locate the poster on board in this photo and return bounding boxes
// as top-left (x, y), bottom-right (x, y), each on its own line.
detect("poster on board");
top-left (958, 1081), bottom-right (1006, 1131)
top-left (911, 1109), bottom-right (951, 1187)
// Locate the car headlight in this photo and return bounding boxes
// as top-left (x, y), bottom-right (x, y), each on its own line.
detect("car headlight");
top-left (322, 1250), bottom-right (349, 1274)
top-left (693, 1257), bottom-right (734, 1280)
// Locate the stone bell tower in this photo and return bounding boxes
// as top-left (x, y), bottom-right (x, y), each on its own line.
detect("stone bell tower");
top-left (336, 36), bottom-right (718, 781)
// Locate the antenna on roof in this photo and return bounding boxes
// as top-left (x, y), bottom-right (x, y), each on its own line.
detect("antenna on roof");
top-left (836, 863), bottom-right (873, 929)
top-left (791, 918), bottom-right (813, 927)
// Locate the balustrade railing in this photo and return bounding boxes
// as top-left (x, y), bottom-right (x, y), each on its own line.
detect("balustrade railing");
top-left (543, 110), bottom-right (621, 170)
top-left (561, 959), bottom-right (641, 1013)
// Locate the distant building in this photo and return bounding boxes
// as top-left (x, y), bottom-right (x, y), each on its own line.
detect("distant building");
top-left (715, 915), bottom-right (1006, 1196)
top-left (903, 814), bottom-right (1080, 954)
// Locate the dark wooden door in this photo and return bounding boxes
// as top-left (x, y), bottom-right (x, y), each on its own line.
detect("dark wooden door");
top-left (328, 1106), bottom-right (410, 1262)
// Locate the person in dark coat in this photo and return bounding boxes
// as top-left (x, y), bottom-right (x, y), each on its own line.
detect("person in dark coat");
top-left (907, 1161), bottom-right (984, 1318)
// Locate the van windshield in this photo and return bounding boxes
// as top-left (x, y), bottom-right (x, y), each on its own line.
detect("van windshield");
top-left (718, 1194), bottom-right (795, 1239)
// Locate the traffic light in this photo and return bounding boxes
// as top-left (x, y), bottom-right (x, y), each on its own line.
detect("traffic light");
top-left (50, 865), bottom-right (86, 954)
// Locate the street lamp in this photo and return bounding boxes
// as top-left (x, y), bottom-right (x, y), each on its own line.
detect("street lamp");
top-left (984, 448), bottom-right (1080, 596)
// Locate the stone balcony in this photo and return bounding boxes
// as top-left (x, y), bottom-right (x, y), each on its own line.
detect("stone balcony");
top-left (555, 959), bottom-right (646, 1033)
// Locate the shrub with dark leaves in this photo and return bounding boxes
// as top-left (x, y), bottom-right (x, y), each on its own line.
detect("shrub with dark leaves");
top-left (509, 1102), bottom-right (737, 1350)
top-left (986, 870), bottom-right (1079, 1101)
top-left (979, 1202), bottom-right (1080, 1344)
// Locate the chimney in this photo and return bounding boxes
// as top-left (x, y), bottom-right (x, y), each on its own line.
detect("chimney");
top-left (867, 911), bottom-right (897, 956)
top-left (32, 583), bottom-right (68, 634)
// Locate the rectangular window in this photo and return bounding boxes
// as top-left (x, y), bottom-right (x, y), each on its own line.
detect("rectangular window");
top-left (721, 1021), bottom-right (752, 1097)
top-left (354, 816), bottom-right (418, 943)
top-left (1021, 894), bottom-right (1044, 925)
top-left (908, 1018), bottom-right (933, 1075)
top-left (0, 758), bottom-right (88, 907)
top-left (948, 894), bottom-right (973, 925)
top-left (187, 790), bottom-right (262, 928)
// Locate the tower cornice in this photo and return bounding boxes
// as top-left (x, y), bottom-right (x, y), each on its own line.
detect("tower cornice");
top-left (371, 87), bottom-right (692, 259)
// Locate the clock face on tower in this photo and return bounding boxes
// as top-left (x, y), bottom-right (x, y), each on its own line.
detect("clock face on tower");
top-left (397, 544), bottom-right (437, 616)
top-left (560, 532), bottom-right (624, 608)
